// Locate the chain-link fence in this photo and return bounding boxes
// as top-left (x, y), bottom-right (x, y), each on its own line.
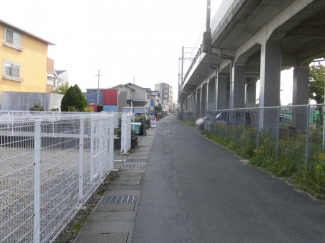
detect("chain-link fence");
top-left (181, 105), bottom-right (325, 182)
top-left (0, 111), bottom-right (114, 243)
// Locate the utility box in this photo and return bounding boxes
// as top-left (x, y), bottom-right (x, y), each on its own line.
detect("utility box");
top-left (131, 122), bottom-right (142, 135)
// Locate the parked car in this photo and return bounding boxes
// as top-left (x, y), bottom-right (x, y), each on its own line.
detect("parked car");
top-left (195, 116), bottom-right (209, 130)
top-left (279, 114), bottom-right (292, 124)
top-left (216, 111), bottom-right (251, 127)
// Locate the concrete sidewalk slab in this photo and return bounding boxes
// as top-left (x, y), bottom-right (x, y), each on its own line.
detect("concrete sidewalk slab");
top-left (75, 232), bottom-right (129, 243)
top-left (125, 157), bottom-right (149, 162)
top-left (108, 185), bottom-right (142, 191)
top-left (78, 221), bottom-right (134, 233)
top-left (128, 152), bottom-right (149, 157)
top-left (88, 211), bottom-right (136, 221)
top-left (103, 190), bottom-right (141, 196)
top-left (96, 203), bottom-right (136, 212)
top-left (111, 180), bottom-right (141, 186)
top-left (73, 122), bottom-right (157, 243)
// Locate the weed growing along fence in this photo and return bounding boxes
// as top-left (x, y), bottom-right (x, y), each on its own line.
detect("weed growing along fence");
top-left (181, 105), bottom-right (325, 199)
top-left (0, 111), bottom-right (114, 243)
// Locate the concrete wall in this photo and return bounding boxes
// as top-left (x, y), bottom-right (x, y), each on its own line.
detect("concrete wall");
top-left (1, 91), bottom-right (63, 111)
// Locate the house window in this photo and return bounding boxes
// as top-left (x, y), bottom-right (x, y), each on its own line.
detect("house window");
top-left (3, 60), bottom-right (21, 81)
top-left (4, 28), bottom-right (22, 50)
top-left (147, 94), bottom-right (150, 99)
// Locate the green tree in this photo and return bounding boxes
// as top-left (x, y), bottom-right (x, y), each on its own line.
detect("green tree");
top-left (51, 82), bottom-right (69, 94)
top-left (154, 104), bottom-right (162, 118)
top-left (309, 64), bottom-right (325, 128)
top-left (309, 64), bottom-right (325, 104)
top-left (30, 103), bottom-right (45, 111)
top-left (61, 84), bottom-right (87, 111)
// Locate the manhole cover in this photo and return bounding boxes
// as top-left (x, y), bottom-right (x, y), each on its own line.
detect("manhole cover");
top-left (103, 195), bottom-right (138, 204)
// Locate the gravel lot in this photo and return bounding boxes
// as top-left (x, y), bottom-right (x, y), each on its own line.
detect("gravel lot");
top-left (0, 146), bottom-right (113, 243)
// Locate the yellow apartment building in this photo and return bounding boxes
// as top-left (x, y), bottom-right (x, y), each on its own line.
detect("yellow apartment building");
top-left (0, 19), bottom-right (54, 107)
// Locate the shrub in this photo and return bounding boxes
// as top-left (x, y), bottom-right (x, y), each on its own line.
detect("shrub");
top-left (30, 103), bottom-right (45, 111)
top-left (61, 85), bottom-right (87, 111)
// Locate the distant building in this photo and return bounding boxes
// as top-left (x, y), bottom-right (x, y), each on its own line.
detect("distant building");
top-left (155, 83), bottom-right (173, 113)
top-left (47, 64), bottom-right (69, 93)
top-left (0, 19), bottom-right (54, 108)
top-left (111, 83), bottom-right (151, 112)
top-left (55, 70), bottom-right (68, 88)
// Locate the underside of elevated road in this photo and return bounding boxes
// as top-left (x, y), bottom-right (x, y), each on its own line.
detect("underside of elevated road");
top-left (180, 0), bottom-right (325, 108)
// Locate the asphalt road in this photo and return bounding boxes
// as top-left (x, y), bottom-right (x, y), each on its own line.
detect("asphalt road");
top-left (132, 116), bottom-right (325, 243)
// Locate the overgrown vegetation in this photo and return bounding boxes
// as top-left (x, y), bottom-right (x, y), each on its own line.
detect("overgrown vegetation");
top-left (51, 82), bottom-right (69, 95)
top-left (203, 124), bottom-right (325, 200)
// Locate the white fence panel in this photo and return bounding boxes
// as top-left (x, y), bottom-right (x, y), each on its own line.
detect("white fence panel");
top-left (120, 113), bottom-right (131, 153)
top-left (0, 112), bottom-right (114, 243)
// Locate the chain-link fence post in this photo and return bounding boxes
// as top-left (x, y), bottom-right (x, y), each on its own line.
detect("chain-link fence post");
top-left (256, 108), bottom-right (260, 149)
top-left (305, 105), bottom-right (310, 167)
top-left (323, 104), bottom-right (325, 152)
top-left (226, 111), bottom-right (228, 140)
top-left (243, 109), bottom-right (246, 147)
top-left (33, 120), bottom-right (41, 243)
top-left (276, 106), bottom-right (280, 161)
top-left (233, 110), bottom-right (236, 142)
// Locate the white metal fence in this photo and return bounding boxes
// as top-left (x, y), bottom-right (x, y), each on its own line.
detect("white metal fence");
top-left (120, 113), bottom-right (132, 153)
top-left (0, 111), bottom-right (114, 243)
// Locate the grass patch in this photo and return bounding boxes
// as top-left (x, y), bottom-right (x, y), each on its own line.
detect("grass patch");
top-left (182, 120), bottom-right (195, 126)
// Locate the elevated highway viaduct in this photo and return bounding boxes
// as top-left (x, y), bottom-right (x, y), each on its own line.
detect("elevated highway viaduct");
top-left (179, 0), bottom-right (325, 127)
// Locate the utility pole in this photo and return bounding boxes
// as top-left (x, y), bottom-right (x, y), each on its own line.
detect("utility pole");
top-left (95, 70), bottom-right (102, 105)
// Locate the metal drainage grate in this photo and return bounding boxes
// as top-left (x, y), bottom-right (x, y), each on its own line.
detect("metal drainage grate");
top-left (103, 195), bottom-right (138, 204)
top-left (123, 163), bottom-right (145, 169)
top-left (135, 148), bottom-right (150, 151)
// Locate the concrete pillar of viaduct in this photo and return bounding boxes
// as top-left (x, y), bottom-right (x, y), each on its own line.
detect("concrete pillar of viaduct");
top-left (208, 78), bottom-right (215, 112)
top-left (196, 89), bottom-right (200, 118)
top-left (246, 78), bottom-right (257, 108)
top-left (231, 65), bottom-right (246, 109)
top-left (206, 79), bottom-right (209, 114)
top-left (259, 42), bottom-right (282, 128)
top-left (201, 84), bottom-right (206, 117)
top-left (216, 76), bottom-right (228, 110)
top-left (293, 67), bottom-right (309, 106)
top-left (292, 67), bottom-right (309, 130)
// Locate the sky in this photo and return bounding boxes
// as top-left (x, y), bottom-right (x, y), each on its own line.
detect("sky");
top-left (0, 0), bottom-right (305, 105)
top-left (0, 0), bottom-right (212, 102)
